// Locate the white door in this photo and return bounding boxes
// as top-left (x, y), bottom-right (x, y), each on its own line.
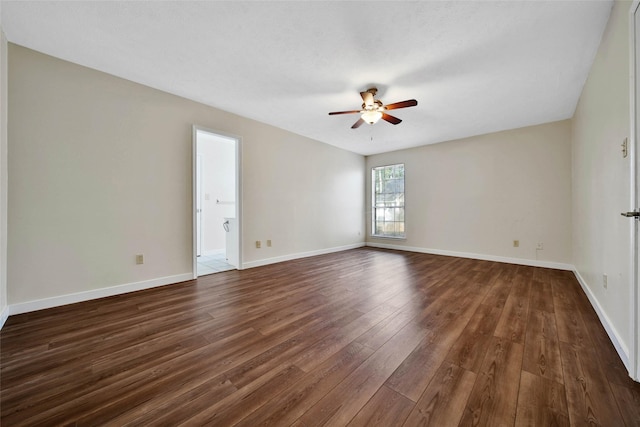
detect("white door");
top-left (196, 155), bottom-right (203, 257)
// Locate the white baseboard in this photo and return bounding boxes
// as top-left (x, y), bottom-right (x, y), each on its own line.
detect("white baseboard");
top-left (572, 269), bottom-right (630, 371)
top-left (365, 241), bottom-right (574, 271)
top-left (242, 242), bottom-right (366, 269)
top-left (7, 273), bottom-right (193, 316)
top-left (0, 245), bottom-right (627, 379)
top-left (367, 241), bottom-right (630, 374)
top-left (0, 303), bottom-right (8, 329)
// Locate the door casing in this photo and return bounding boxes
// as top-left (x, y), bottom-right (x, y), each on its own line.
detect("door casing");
top-left (192, 125), bottom-right (243, 278)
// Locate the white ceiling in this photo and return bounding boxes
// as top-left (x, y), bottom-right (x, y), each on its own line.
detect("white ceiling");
top-left (1, 1), bottom-right (613, 156)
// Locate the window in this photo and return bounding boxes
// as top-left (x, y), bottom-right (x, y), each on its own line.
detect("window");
top-left (372, 163), bottom-right (405, 238)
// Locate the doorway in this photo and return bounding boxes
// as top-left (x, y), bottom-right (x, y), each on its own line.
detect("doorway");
top-left (192, 126), bottom-right (242, 277)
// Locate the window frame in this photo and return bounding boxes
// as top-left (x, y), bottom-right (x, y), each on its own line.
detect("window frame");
top-left (371, 163), bottom-right (406, 239)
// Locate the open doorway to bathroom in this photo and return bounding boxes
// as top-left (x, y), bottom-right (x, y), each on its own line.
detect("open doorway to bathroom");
top-left (192, 126), bottom-right (242, 277)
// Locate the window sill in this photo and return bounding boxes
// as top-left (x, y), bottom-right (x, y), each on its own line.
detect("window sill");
top-left (370, 235), bottom-right (406, 241)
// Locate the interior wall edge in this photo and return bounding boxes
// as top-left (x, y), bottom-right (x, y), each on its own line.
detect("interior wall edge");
top-left (365, 241), bottom-right (574, 271)
top-left (5, 272), bottom-right (193, 318)
top-left (573, 268), bottom-right (631, 373)
top-left (1, 240), bottom-right (629, 380)
top-left (241, 242), bottom-right (366, 270)
top-left (0, 17), bottom-right (7, 334)
top-left (0, 305), bottom-right (7, 330)
top-left (366, 240), bottom-right (631, 375)
top-left (1, 242), bottom-right (368, 321)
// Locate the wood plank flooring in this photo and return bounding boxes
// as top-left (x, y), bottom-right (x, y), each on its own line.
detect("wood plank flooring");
top-left (2, 247), bottom-right (639, 426)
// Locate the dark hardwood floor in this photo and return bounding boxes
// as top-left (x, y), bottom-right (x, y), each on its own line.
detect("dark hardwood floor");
top-left (2, 247), bottom-right (640, 426)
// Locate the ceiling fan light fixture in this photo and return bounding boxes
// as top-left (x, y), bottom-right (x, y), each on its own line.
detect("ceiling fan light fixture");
top-left (361, 110), bottom-right (383, 124)
top-left (328, 88), bottom-right (416, 129)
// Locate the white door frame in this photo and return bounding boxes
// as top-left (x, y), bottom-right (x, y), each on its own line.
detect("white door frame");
top-left (196, 155), bottom-right (203, 257)
top-left (192, 125), bottom-right (243, 278)
top-left (629, 0), bottom-right (640, 381)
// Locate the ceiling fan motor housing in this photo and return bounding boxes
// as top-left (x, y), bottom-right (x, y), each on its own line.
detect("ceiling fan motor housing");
top-left (328, 87), bottom-right (417, 128)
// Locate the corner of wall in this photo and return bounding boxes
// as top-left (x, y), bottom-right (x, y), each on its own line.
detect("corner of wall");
top-left (0, 18), bottom-right (9, 329)
top-left (241, 242), bottom-right (366, 269)
top-left (570, 0), bottom-right (633, 375)
top-left (572, 268), bottom-right (631, 370)
top-left (0, 304), bottom-right (8, 330)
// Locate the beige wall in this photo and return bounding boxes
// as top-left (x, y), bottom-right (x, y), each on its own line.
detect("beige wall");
top-left (366, 120), bottom-right (572, 266)
top-left (572, 0), bottom-right (632, 362)
top-left (7, 44), bottom-right (365, 305)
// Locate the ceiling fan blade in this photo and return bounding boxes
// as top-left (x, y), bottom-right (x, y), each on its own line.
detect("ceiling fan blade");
top-left (382, 113), bottom-right (402, 125)
top-left (360, 91), bottom-right (374, 107)
top-left (384, 99), bottom-right (418, 110)
top-left (351, 118), bottom-right (365, 129)
top-left (328, 109), bottom-right (361, 115)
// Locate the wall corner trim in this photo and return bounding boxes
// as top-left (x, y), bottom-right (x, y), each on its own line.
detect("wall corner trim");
top-left (5, 273), bottom-right (194, 318)
top-left (572, 269), bottom-right (631, 372)
top-left (0, 304), bottom-right (8, 330)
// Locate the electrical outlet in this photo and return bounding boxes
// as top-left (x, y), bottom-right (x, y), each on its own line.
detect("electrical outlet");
top-left (603, 274), bottom-right (608, 289)
top-left (136, 254), bottom-right (144, 265)
top-left (536, 242), bottom-right (544, 250)
top-left (256, 240), bottom-right (261, 249)
top-left (513, 240), bottom-right (519, 248)
top-left (267, 239), bottom-right (272, 247)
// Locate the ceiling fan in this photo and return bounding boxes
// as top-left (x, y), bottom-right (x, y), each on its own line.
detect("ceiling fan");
top-left (328, 88), bottom-right (418, 129)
